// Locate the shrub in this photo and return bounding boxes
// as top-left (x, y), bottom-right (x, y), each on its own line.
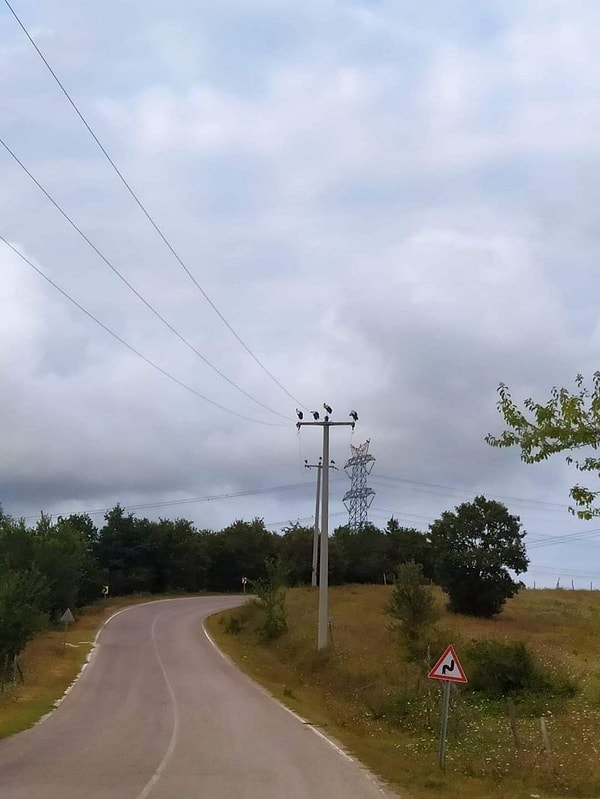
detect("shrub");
top-left (466, 639), bottom-right (577, 703)
top-left (224, 614), bottom-right (242, 635)
top-left (387, 561), bottom-right (439, 663)
top-left (253, 558), bottom-right (288, 642)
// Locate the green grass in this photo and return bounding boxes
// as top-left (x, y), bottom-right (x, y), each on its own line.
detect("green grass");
top-left (207, 585), bottom-right (600, 799)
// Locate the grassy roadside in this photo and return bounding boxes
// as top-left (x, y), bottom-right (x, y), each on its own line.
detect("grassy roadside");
top-left (206, 585), bottom-right (600, 799)
top-left (0, 594), bottom-right (193, 739)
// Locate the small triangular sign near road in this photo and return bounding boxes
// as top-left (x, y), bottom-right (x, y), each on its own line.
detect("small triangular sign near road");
top-left (60, 608), bottom-right (75, 625)
top-left (428, 644), bottom-right (467, 683)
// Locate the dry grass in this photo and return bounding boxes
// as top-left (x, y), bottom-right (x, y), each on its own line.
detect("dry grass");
top-left (208, 585), bottom-right (600, 799)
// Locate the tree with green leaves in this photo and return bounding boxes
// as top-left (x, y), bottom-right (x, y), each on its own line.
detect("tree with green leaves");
top-left (384, 518), bottom-right (434, 579)
top-left (96, 505), bottom-right (154, 595)
top-left (278, 523), bottom-right (313, 586)
top-left (0, 569), bottom-right (49, 680)
top-left (205, 518), bottom-right (277, 592)
top-left (486, 374), bottom-right (600, 518)
top-left (387, 560), bottom-right (439, 663)
top-left (428, 496), bottom-right (528, 618)
top-left (149, 517), bottom-right (209, 593)
top-left (0, 511), bottom-right (49, 681)
top-left (32, 513), bottom-right (94, 616)
top-left (252, 558), bottom-right (288, 641)
top-left (330, 524), bottom-right (390, 584)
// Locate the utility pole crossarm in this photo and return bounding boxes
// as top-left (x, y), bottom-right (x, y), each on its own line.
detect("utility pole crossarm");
top-left (297, 421), bottom-right (356, 429)
top-left (296, 407), bottom-right (358, 650)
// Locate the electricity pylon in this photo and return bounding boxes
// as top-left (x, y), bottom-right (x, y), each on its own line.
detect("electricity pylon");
top-left (343, 439), bottom-right (375, 531)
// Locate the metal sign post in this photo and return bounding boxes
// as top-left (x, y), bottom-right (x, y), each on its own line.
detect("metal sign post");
top-left (438, 680), bottom-right (451, 769)
top-left (60, 608), bottom-right (75, 654)
top-left (428, 644), bottom-right (468, 771)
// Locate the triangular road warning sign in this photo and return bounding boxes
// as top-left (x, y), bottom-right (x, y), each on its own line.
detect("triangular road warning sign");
top-left (428, 644), bottom-right (467, 683)
top-left (60, 608), bottom-right (75, 625)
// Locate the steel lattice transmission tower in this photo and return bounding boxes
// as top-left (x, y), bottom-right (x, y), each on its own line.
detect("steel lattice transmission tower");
top-left (343, 439), bottom-right (376, 531)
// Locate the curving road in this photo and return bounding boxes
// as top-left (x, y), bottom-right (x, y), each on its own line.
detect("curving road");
top-left (0, 597), bottom-right (394, 798)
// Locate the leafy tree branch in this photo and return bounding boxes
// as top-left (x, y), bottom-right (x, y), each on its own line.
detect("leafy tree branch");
top-left (486, 374), bottom-right (600, 518)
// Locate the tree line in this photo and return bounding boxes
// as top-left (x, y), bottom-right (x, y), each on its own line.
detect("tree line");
top-left (0, 495), bottom-right (528, 679)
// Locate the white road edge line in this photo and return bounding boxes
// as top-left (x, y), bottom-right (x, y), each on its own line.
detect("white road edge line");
top-left (29, 597), bottom-right (389, 796)
top-left (201, 619), bottom-right (391, 797)
top-left (201, 623), bottom-right (350, 761)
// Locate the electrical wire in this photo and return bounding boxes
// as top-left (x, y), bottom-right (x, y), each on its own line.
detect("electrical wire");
top-left (0, 136), bottom-right (291, 422)
top-left (526, 527), bottom-right (600, 549)
top-left (3, 0), bottom-right (308, 411)
top-left (21, 479), bottom-right (317, 522)
top-left (527, 532), bottom-right (600, 549)
top-left (374, 473), bottom-right (570, 513)
top-left (264, 511), bottom-right (347, 529)
top-left (370, 507), bottom-right (436, 523)
top-left (527, 562), bottom-right (600, 579)
top-left (0, 235), bottom-right (285, 427)
top-left (370, 495), bottom-right (600, 549)
top-left (371, 476), bottom-right (600, 550)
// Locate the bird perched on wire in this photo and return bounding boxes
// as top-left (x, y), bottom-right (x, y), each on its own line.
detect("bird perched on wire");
top-left (349, 410), bottom-right (358, 422)
top-left (311, 411), bottom-right (320, 420)
top-left (323, 403), bottom-right (333, 415)
top-left (296, 409), bottom-right (304, 420)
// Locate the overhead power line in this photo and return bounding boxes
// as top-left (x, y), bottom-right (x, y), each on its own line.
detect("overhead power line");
top-left (21, 480), bottom-right (316, 522)
top-left (370, 497), bottom-right (600, 549)
top-left (526, 527), bottom-right (600, 550)
top-left (370, 507), bottom-right (435, 523)
top-left (374, 474), bottom-right (570, 513)
top-left (358, 507), bottom-right (600, 549)
top-left (0, 235), bottom-right (285, 427)
top-left (3, 0), bottom-right (307, 411)
top-left (0, 136), bottom-right (290, 422)
top-left (265, 511), bottom-right (348, 529)
top-left (527, 562), bottom-right (600, 579)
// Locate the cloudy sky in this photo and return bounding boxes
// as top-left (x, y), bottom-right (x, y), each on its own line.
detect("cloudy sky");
top-left (2, 0), bottom-right (600, 586)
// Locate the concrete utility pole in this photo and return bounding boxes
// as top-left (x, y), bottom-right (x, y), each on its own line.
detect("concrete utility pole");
top-left (296, 405), bottom-right (358, 650)
top-left (305, 457), bottom-right (338, 587)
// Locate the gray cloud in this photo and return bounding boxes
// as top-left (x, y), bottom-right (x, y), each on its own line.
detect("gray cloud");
top-left (2, 1), bottom-right (600, 584)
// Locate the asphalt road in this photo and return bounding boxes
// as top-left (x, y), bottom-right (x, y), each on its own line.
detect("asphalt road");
top-left (0, 597), bottom-right (394, 798)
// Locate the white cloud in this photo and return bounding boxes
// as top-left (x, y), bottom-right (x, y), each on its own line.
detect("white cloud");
top-left (2, 1), bottom-right (600, 583)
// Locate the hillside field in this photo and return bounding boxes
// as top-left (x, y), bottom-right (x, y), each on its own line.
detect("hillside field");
top-left (207, 585), bottom-right (600, 799)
